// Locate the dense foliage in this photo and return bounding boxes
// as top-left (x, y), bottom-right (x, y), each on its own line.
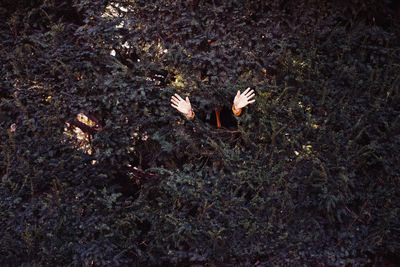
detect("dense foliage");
top-left (1, 0), bottom-right (399, 265)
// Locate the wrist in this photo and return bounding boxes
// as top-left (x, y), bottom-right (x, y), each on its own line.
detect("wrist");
top-left (232, 104), bottom-right (242, 116)
top-left (185, 109), bottom-right (195, 120)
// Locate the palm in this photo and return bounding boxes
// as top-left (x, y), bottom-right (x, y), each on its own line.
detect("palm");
top-left (171, 94), bottom-right (192, 117)
top-left (234, 87), bottom-right (255, 110)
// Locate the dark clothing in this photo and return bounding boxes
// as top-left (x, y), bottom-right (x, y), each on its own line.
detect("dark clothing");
top-left (194, 105), bottom-right (240, 129)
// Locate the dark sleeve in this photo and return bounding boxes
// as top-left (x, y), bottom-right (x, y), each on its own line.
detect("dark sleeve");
top-left (186, 110), bottom-right (212, 130)
top-left (219, 106), bottom-right (239, 128)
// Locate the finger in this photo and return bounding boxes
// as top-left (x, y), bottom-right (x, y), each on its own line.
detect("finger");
top-left (185, 96), bottom-right (190, 104)
top-left (248, 99), bottom-right (256, 104)
top-left (171, 103), bottom-right (179, 109)
top-left (244, 89), bottom-right (254, 97)
top-left (171, 98), bottom-right (180, 105)
top-left (236, 90), bottom-right (240, 97)
top-left (246, 93), bottom-right (255, 100)
top-left (243, 87), bottom-right (251, 95)
top-left (171, 96), bottom-right (181, 103)
top-left (174, 93), bottom-right (184, 101)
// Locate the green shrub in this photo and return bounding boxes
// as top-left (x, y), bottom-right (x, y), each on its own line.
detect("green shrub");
top-left (1, 0), bottom-right (399, 265)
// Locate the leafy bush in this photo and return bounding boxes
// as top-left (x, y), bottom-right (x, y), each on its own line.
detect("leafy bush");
top-left (1, 0), bottom-right (399, 265)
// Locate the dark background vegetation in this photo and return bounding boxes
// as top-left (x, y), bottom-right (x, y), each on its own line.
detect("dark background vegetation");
top-left (1, 0), bottom-right (399, 265)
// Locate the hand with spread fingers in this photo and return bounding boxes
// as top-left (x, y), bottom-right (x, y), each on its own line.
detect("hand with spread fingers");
top-left (171, 88), bottom-right (256, 124)
top-left (233, 87), bottom-right (256, 111)
top-left (171, 93), bottom-right (194, 119)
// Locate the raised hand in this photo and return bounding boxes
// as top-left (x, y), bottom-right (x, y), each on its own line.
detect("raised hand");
top-left (171, 93), bottom-right (194, 119)
top-left (233, 87), bottom-right (256, 110)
